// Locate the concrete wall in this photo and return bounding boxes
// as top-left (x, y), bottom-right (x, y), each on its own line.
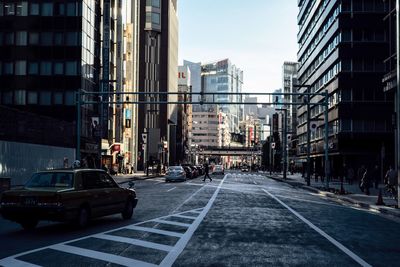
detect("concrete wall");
top-left (0, 141), bottom-right (75, 186)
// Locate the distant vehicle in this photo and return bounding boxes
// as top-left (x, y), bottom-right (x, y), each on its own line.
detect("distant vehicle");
top-left (165, 166), bottom-right (186, 182)
top-left (196, 165), bottom-right (205, 175)
top-left (212, 165), bottom-right (225, 175)
top-left (241, 165), bottom-right (250, 172)
top-left (181, 164), bottom-right (198, 178)
top-left (0, 169), bottom-right (138, 230)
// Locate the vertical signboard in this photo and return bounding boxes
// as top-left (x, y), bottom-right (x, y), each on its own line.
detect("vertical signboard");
top-left (102, 0), bottom-right (111, 137)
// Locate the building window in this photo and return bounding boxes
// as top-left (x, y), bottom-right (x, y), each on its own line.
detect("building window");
top-left (39, 91), bottom-right (51, 105)
top-left (40, 61), bottom-right (52, 75)
top-left (28, 62), bottom-right (39, 74)
top-left (55, 3), bottom-right (65, 16)
top-left (66, 32), bottom-right (78, 46)
top-left (29, 3), bottom-right (39, 15)
top-left (54, 62), bottom-right (64, 75)
top-left (40, 32), bottom-right (53, 45)
top-left (2, 91), bottom-right (12, 104)
top-left (54, 92), bottom-right (63, 105)
top-left (65, 91), bottom-right (75, 105)
top-left (146, 0), bottom-right (161, 8)
top-left (54, 32), bottom-right (63, 45)
top-left (146, 12), bottom-right (160, 24)
top-left (29, 32), bottom-right (39, 45)
top-left (27, 91), bottom-right (38, 104)
top-left (4, 62), bottom-right (13, 75)
top-left (15, 61), bottom-right (26, 75)
top-left (14, 90), bottom-right (26, 105)
top-left (41, 3), bottom-right (53, 16)
top-left (16, 2), bottom-right (28, 16)
top-left (16, 31), bottom-right (27, 46)
top-left (66, 3), bottom-right (76, 16)
top-left (4, 3), bottom-right (15, 15)
top-left (5, 32), bottom-right (14, 45)
top-left (65, 61), bottom-right (77, 75)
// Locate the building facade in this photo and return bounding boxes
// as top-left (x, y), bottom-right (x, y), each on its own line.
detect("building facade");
top-left (297, 0), bottom-right (393, 177)
top-left (0, 0), bottom-right (102, 182)
top-left (136, 0), bottom-right (179, 170)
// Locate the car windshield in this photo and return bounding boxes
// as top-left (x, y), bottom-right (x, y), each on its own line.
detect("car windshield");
top-left (25, 172), bottom-right (74, 188)
top-left (169, 166), bottom-right (182, 171)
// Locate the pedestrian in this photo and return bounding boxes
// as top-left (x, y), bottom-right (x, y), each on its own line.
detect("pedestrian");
top-left (203, 162), bottom-right (212, 182)
top-left (360, 167), bottom-right (371, 195)
top-left (346, 166), bottom-right (355, 185)
top-left (357, 165), bottom-right (366, 183)
top-left (372, 165), bottom-right (380, 189)
top-left (385, 166), bottom-right (397, 199)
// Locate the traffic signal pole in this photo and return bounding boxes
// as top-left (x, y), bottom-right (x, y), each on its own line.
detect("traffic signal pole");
top-left (324, 90), bottom-right (330, 189)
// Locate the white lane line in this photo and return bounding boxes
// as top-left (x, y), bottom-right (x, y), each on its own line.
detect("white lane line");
top-left (51, 244), bottom-right (157, 267)
top-left (0, 258), bottom-right (41, 267)
top-left (159, 173), bottom-right (228, 267)
top-left (262, 189), bottom-right (372, 267)
top-left (274, 194), bottom-right (345, 208)
top-left (94, 234), bottom-right (173, 252)
top-left (155, 181), bottom-right (164, 185)
top-left (167, 187), bottom-right (177, 192)
top-left (170, 214), bottom-right (197, 220)
top-left (153, 219), bottom-right (191, 228)
top-left (124, 225), bottom-right (184, 238)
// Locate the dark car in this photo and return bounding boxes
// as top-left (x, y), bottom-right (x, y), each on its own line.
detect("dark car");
top-left (0, 169), bottom-right (138, 230)
top-left (183, 166), bottom-right (194, 179)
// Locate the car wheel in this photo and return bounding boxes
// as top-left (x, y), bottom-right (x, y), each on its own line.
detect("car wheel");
top-left (75, 206), bottom-right (90, 228)
top-left (20, 219), bottom-right (38, 230)
top-left (122, 199), bottom-right (134, 220)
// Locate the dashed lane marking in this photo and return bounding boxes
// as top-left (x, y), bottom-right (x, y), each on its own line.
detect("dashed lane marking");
top-left (167, 187), bottom-right (176, 192)
top-left (262, 188), bottom-right (372, 267)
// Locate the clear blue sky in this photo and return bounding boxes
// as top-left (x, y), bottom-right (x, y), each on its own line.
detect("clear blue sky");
top-left (178, 0), bottom-right (298, 94)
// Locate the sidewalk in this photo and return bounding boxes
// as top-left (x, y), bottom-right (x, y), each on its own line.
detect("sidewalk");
top-left (112, 171), bottom-right (162, 184)
top-left (266, 172), bottom-right (400, 218)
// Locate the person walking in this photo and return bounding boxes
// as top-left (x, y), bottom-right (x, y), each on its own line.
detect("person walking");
top-left (385, 166), bottom-right (397, 199)
top-left (361, 167), bottom-right (371, 195)
top-left (203, 162), bottom-right (212, 182)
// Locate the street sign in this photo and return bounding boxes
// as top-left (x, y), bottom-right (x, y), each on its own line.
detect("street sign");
top-left (185, 150), bottom-right (189, 154)
top-left (142, 133), bottom-right (147, 142)
top-left (310, 121), bottom-right (318, 132)
top-left (271, 142), bottom-right (275, 149)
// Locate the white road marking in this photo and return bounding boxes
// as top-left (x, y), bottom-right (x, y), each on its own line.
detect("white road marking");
top-left (262, 189), bottom-right (372, 267)
top-left (253, 181), bottom-right (257, 185)
top-left (153, 219), bottom-right (191, 228)
top-left (51, 244), bottom-right (157, 267)
top-left (155, 181), bottom-right (164, 185)
top-left (167, 187), bottom-right (177, 192)
top-left (170, 214), bottom-right (197, 220)
top-left (159, 174), bottom-right (228, 267)
top-left (0, 258), bottom-right (41, 267)
top-left (94, 233), bottom-right (173, 252)
top-left (124, 225), bottom-right (184, 238)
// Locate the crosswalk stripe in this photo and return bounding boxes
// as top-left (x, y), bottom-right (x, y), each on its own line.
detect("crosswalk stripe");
top-left (123, 225), bottom-right (184, 238)
top-left (51, 244), bottom-right (157, 267)
top-left (0, 257), bottom-right (41, 267)
top-left (94, 234), bottom-right (174, 252)
top-left (153, 219), bottom-right (191, 228)
top-left (170, 214), bottom-right (197, 220)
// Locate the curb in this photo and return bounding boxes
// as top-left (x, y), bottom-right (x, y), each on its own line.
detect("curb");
top-left (267, 175), bottom-right (400, 218)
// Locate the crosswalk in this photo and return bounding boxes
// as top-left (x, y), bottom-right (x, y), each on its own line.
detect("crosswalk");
top-left (0, 207), bottom-right (207, 267)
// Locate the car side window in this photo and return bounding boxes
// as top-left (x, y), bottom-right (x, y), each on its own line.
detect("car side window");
top-left (98, 173), bottom-right (117, 188)
top-left (82, 172), bottom-right (102, 189)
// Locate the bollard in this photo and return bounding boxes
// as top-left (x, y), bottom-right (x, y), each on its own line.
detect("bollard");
top-left (376, 189), bottom-right (385, 206)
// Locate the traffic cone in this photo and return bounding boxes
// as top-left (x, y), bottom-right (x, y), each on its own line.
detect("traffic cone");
top-left (376, 189), bottom-right (385, 206)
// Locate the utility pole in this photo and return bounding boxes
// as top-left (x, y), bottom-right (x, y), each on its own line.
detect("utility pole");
top-left (396, 0), bottom-right (400, 206)
top-left (277, 108), bottom-right (288, 179)
top-left (306, 95), bottom-right (311, 186)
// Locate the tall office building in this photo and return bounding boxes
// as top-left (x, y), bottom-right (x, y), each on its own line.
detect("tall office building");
top-left (297, 0), bottom-right (393, 176)
top-left (282, 62), bottom-right (299, 162)
top-left (201, 59), bottom-right (243, 134)
top-left (136, 0), bottom-right (179, 170)
top-left (0, 1), bottom-right (101, 183)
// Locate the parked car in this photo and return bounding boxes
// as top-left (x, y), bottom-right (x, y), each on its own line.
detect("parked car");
top-left (196, 165), bottom-right (205, 175)
top-left (241, 165), bottom-right (250, 172)
top-left (0, 169), bottom-right (138, 230)
top-left (182, 164), bottom-right (198, 178)
top-left (183, 166), bottom-right (194, 179)
top-left (212, 165), bottom-right (225, 175)
top-left (165, 166), bottom-right (186, 182)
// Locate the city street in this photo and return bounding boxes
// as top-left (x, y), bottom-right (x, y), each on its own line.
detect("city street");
top-left (1, 171), bottom-right (400, 266)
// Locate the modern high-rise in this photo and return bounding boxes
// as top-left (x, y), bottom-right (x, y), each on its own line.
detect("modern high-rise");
top-left (201, 59), bottom-right (243, 134)
top-left (0, 1), bottom-right (102, 183)
top-left (297, 0), bottom-right (393, 177)
top-left (135, 0), bottom-right (179, 170)
top-left (282, 62), bottom-right (299, 162)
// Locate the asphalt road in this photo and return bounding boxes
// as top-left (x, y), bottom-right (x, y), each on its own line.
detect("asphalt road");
top-left (1, 171), bottom-right (400, 266)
